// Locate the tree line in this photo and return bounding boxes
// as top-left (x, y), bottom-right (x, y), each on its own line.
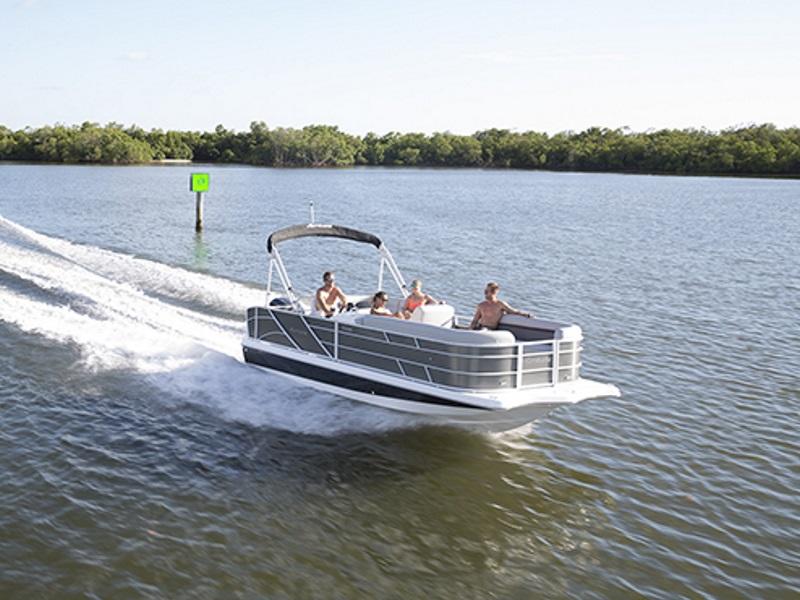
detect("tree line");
top-left (1, 121), bottom-right (799, 176)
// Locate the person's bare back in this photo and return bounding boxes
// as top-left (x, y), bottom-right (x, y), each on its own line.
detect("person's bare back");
top-left (470, 282), bottom-right (531, 330)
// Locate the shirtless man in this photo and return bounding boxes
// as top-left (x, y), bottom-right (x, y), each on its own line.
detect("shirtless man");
top-left (315, 271), bottom-right (347, 317)
top-left (470, 282), bottom-right (531, 330)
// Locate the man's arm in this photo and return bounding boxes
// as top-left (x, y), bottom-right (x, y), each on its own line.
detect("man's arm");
top-left (334, 287), bottom-right (347, 310)
top-left (500, 301), bottom-right (531, 318)
top-left (469, 306), bottom-right (482, 329)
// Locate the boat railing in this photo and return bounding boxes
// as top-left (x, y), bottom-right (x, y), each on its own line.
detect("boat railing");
top-left (246, 307), bottom-right (581, 392)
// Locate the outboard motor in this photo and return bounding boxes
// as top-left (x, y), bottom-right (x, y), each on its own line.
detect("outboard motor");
top-left (269, 297), bottom-right (292, 308)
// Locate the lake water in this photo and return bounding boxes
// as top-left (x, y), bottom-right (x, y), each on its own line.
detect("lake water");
top-left (0, 164), bottom-right (797, 598)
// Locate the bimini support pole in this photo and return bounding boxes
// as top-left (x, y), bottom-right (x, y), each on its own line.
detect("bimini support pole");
top-left (271, 246), bottom-right (301, 309)
top-left (379, 244), bottom-right (408, 297)
top-left (266, 258), bottom-right (275, 295)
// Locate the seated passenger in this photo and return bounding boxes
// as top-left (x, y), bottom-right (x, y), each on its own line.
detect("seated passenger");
top-left (470, 281), bottom-right (531, 330)
top-left (315, 271), bottom-right (347, 318)
top-left (402, 279), bottom-right (440, 319)
top-left (370, 291), bottom-right (407, 319)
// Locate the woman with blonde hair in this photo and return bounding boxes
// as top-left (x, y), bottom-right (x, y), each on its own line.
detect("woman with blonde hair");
top-left (401, 279), bottom-right (440, 319)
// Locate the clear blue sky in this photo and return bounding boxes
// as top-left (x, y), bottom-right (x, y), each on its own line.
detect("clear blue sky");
top-left (2, 0), bottom-right (798, 134)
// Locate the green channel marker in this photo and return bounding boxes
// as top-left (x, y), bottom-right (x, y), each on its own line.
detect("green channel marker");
top-left (190, 172), bottom-right (210, 192)
top-left (190, 173), bottom-right (209, 232)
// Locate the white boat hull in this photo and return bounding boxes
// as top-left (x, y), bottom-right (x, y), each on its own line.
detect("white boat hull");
top-left (242, 337), bottom-right (620, 432)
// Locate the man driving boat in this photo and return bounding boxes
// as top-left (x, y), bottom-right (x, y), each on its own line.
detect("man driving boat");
top-left (315, 271), bottom-right (348, 317)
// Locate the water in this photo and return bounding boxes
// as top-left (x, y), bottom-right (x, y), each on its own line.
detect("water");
top-left (0, 164), bottom-right (798, 598)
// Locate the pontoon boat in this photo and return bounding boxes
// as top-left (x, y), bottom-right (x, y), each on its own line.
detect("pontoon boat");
top-left (242, 222), bottom-right (620, 431)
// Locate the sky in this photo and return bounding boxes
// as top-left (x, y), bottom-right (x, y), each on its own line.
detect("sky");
top-left (2, 0), bottom-right (799, 134)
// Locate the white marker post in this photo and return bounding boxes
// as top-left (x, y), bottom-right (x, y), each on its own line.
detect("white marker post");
top-left (190, 173), bottom-right (210, 232)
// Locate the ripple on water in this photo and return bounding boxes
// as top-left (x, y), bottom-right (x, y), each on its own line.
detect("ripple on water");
top-left (1, 170), bottom-right (799, 598)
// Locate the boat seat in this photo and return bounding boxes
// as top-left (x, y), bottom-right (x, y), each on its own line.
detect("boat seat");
top-left (408, 303), bottom-right (455, 327)
top-left (355, 298), bottom-right (372, 309)
top-left (497, 314), bottom-right (583, 342)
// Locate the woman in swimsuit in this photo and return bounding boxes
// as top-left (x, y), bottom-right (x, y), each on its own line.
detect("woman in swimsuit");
top-left (370, 291), bottom-right (406, 319)
top-left (401, 279), bottom-right (440, 319)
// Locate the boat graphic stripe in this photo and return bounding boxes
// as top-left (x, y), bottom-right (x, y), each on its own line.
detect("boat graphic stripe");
top-left (242, 347), bottom-right (491, 410)
top-left (271, 310), bottom-right (328, 356)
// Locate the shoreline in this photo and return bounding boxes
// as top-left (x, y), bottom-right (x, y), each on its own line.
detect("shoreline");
top-left (3, 122), bottom-right (799, 180)
top-left (1, 160), bottom-right (798, 181)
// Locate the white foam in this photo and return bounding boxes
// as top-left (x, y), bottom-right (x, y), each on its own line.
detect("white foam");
top-left (152, 352), bottom-right (428, 435)
top-left (0, 215), bottom-right (265, 314)
top-left (0, 216), bottom-right (423, 435)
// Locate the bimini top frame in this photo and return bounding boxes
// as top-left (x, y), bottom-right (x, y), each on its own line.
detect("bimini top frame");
top-left (267, 224), bottom-right (382, 253)
top-left (265, 223), bottom-right (409, 310)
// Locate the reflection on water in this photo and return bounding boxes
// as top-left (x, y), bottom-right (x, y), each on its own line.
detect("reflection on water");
top-left (191, 231), bottom-right (209, 271)
top-left (0, 166), bottom-right (798, 598)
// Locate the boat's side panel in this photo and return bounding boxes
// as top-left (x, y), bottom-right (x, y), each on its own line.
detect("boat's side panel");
top-left (242, 345), bottom-right (491, 411)
top-left (246, 307), bottom-right (569, 391)
top-left (245, 360), bottom-right (565, 430)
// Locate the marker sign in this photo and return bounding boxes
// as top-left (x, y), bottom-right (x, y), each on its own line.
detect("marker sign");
top-left (190, 173), bottom-right (210, 192)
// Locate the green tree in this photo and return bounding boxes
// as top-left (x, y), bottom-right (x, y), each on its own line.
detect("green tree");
top-left (0, 121), bottom-right (798, 176)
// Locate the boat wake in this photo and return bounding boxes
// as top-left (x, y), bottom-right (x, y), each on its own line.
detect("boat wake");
top-left (0, 215), bottom-right (428, 435)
